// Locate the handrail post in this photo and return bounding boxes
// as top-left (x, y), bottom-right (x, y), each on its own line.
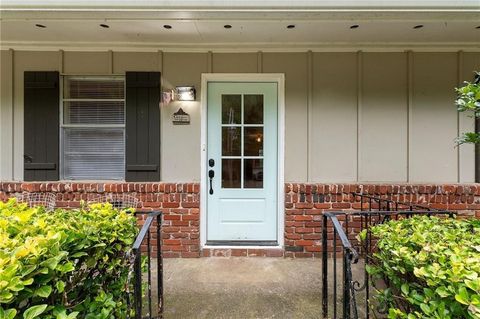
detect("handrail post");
top-left (322, 214), bottom-right (328, 318)
top-left (322, 205), bottom-right (454, 319)
top-left (343, 250), bottom-right (351, 319)
top-left (131, 211), bottom-right (163, 319)
top-left (157, 214), bottom-right (163, 317)
top-left (134, 248), bottom-right (142, 319)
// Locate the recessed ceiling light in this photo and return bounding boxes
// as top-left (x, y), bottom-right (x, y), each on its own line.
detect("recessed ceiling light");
top-left (350, 24), bottom-right (359, 29)
top-left (287, 25), bottom-right (296, 29)
top-left (35, 24), bottom-right (46, 28)
top-left (100, 24), bottom-right (110, 28)
top-left (224, 24), bottom-right (232, 29)
top-left (413, 24), bottom-right (424, 29)
top-left (163, 25), bottom-right (172, 29)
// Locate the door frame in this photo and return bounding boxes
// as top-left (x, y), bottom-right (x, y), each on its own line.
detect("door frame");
top-left (200, 73), bottom-right (285, 249)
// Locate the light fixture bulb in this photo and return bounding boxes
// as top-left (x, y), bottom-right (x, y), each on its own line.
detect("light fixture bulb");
top-left (175, 86), bottom-right (196, 101)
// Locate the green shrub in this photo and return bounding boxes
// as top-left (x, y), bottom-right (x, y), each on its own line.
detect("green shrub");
top-left (0, 198), bottom-right (138, 318)
top-left (456, 71), bottom-right (480, 145)
top-left (364, 216), bottom-right (480, 319)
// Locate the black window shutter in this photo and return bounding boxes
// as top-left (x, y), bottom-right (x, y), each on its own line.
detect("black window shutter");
top-left (24, 71), bottom-right (60, 181)
top-left (125, 72), bottom-right (161, 181)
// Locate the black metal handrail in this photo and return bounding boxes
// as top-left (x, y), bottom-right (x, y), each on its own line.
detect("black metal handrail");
top-left (128, 211), bottom-right (163, 319)
top-left (322, 196), bottom-right (455, 319)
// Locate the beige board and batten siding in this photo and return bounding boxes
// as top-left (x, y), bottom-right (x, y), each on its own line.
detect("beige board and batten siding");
top-left (359, 52), bottom-right (408, 182)
top-left (112, 52), bottom-right (159, 73)
top-left (212, 53), bottom-right (258, 73)
top-left (0, 50), bottom-right (14, 181)
top-left (311, 52), bottom-right (358, 182)
top-left (0, 50), bottom-right (478, 183)
top-left (162, 52), bottom-right (207, 182)
top-left (63, 51), bottom-right (112, 74)
top-left (263, 52), bottom-right (309, 182)
top-left (410, 53), bottom-right (459, 183)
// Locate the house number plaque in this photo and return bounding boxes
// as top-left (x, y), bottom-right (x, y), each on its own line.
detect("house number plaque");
top-left (172, 108), bottom-right (190, 125)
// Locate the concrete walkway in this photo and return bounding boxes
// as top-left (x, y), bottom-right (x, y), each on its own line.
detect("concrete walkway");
top-left (163, 258), bottom-right (324, 319)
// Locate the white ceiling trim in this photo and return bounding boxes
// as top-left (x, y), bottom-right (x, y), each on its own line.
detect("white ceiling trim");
top-left (1, 0), bottom-right (479, 9)
top-left (2, 41), bottom-right (479, 52)
top-left (2, 9), bottom-right (480, 22)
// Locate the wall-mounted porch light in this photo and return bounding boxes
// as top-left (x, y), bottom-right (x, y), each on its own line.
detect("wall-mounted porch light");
top-left (175, 86), bottom-right (196, 101)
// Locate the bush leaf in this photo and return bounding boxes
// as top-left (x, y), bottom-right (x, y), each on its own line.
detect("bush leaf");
top-left (35, 286), bottom-right (52, 298)
top-left (23, 304), bottom-right (48, 319)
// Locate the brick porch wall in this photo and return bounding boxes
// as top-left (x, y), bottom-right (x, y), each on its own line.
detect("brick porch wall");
top-left (285, 183), bottom-right (480, 257)
top-left (1, 182), bottom-right (479, 258)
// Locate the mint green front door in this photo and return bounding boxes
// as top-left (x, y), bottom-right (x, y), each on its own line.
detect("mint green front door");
top-left (207, 82), bottom-right (278, 243)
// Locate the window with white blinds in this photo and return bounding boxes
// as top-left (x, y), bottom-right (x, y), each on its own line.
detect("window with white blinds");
top-left (61, 76), bottom-right (125, 180)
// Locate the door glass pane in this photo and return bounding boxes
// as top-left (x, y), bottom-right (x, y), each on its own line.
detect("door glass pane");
top-left (222, 127), bottom-right (241, 156)
top-left (244, 159), bottom-right (263, 188)
top-left (244, 127), bottom-right (263, 156)
top-left (222, 159), bottom-right (241, 188)
top-left (222, 95), bottom-right (241, 124)
top-left (244, 94), bottom-right (263, 124)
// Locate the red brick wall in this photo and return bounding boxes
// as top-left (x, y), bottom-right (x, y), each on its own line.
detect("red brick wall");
top-left (1, 182), bottom-right (479, 258)
top-left (285, 183), bottom-right (480, 257)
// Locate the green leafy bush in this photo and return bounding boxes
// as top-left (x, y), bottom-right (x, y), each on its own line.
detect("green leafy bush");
top-left (365, 216), bottom-right (480, 318)
top-left (456, 71), bottom-right (480, 145)
top-left (0, 198), bottom-right (138, 318)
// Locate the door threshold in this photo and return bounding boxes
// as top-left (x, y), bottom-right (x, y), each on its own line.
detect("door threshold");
top-left (205, 240), bottom-right (278, 247)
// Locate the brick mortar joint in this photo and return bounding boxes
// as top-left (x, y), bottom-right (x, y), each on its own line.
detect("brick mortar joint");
top-left (285, 183), bottom-right (480, 196)
top-left (0, 182), bottom-right (201, 194)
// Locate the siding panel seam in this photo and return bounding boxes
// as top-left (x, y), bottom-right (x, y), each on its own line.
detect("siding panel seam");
top-left (356, 51), bottom-right (362, 182)
top-left (407, 51), bottom-right (413, 183)
top-left (457, 50), bottom-right (463, 183)
top-left (307, 50), bottom-right (313, 182)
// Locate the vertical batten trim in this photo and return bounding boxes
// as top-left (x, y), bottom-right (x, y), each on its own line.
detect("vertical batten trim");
top-left (158, 50), bottom-right (164, 180)
top-left (457, 50), bottom-right (463, 183)
top-left (57, 50), bottom-right (64, 181)
top-left (257, 51), bottom-right (263, 73)
top-left (207, 51), bottom-right (213, 73)
top-left (10, 49), bottom-right (15, 180)
top-left (157, 50), bottom-right (163, 73)
top-left (58, 50), bottom-right (64, 73)
top-left (407, 51), bottom-right (413, 183)
top-left (356, 51), bottom-right (363, 182)
top-left (307, 50), bottom-right (313, 182)
top-left (108, 50), bottom-right (113, 74)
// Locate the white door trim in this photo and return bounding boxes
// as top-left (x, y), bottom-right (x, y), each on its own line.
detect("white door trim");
top-left (200, 73), bottom-right (285, 249)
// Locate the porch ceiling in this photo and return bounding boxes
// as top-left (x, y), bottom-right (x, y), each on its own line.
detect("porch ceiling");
top-left (1, 1), bottom-right (479, 51)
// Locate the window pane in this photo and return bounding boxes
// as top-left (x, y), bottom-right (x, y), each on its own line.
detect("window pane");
top-left (244, 159), bottom-right (263, 188)
top-left (244, 94), bottom-right (263, 124)
top-left (63, 128), bottom-right (124, 180)
top-left (222, 159), bottom-right (241, 188)
top-left (244, 127), bottom-right (263, 156)
top-left (64, 101), bottom-right (124, 124)
top-left (64, 76), bottom-right (124, 99)
top-left (222, 127), bottom-right (241, 156)
top-left (222, 95), bottom-right (241, 124)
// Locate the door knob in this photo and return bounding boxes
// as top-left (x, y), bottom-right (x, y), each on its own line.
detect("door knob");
top-left (209, 159), bottom-right (215, 167)
top-left (208, 169), bottom-right (215, 195)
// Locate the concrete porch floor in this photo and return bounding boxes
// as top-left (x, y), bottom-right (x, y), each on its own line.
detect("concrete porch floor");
top-left (163, 257), bottom-right (351, 319)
